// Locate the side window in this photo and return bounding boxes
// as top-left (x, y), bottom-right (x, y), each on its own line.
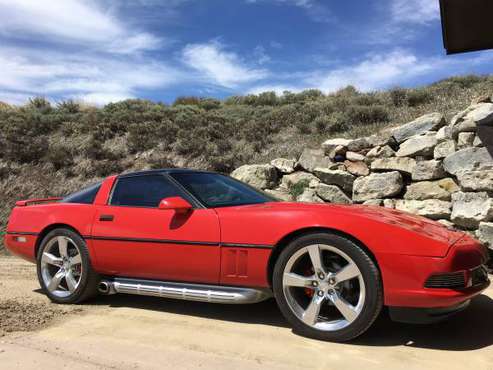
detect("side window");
top-left (63, 182), bottom-right (102, 204)
top-left (110, 175), bottom-right (186, 208)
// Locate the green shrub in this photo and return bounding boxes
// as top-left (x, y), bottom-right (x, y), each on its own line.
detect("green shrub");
top-left (45, 144), bottom-right (73, 170)
top-left (406, 89), bottom-right (434, 107)
top-left (289, 180), bottom-right (310, 199)
top-left (389, 88), bottom-right (407, 107)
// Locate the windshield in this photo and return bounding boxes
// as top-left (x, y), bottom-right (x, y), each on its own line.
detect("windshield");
top-left (171, 172), bottom-right (275, 208)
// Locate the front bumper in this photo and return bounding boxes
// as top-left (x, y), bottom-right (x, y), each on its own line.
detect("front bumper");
top-left (389, 300), bottom-right (471, 324)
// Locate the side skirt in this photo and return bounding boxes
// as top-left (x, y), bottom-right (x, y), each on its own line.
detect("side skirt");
top-left (98, 277), bottom-right (273, 304)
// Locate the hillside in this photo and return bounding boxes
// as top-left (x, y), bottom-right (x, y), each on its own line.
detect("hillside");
top-left (1, 74), bottom-right (493, 250)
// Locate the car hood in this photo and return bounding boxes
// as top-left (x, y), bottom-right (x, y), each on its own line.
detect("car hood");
top-left (242, 202), bottom-right (465, 246)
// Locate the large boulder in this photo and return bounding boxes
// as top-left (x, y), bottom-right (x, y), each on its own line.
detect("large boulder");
top-left (404, 178), bottom-right (459, 201)
top-left (353, 171), bottom-right (403, 202)
top-left (270, 158), bottom-right (296, 174)
top-left (451, 103), bottom-right (493, 136)
top-left (412, 160), bottom-right (446, 181)
top-left (442, 147), bottom-right (493, 176)
top-left (434, 140), bottom-right (456, 160)
top-left (366, 145), bottom-right (395, 159)
top-left (281, 171), bottom-right (319, 190)
top-left (231, 164), bottom-right (278, 189)
top-left (371, 157), bottom-right (416, 175)
top-left (477, 222), bottom-right (493, 247)
top-left (297, 188), bottom-right (324, 203)
top-left (315, 184), bottom-right (352, 204)
top-left (344, 160), bottom-right (370, 176)
top-left (297, 148), bottom-right (331, 172)
top-left (264, 188), bottom-right (293, 201)
top-left (457, 170), bottom-right (493, 192)
top-left (391, 113), bottom-right (445, 143)
top-left (346, 151), bottom-right (365, 162)
top-left (396, 133), bottom-right (437, 157)
top-left (395, 200), bottom-right (452, 220)
top-left (451, 192), bottom-right (493, 229)
top-left (313, 168), bottom-right (355, 192)
top-left (321, 138), bottom-right (351, 157)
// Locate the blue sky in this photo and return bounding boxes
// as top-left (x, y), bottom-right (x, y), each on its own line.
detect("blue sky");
top-left (1, 0), bottom-right (493, 105)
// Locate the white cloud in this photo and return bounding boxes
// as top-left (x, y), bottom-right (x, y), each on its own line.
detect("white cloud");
top-left (245, 0), bottom-right (335, 23)
top-left (313, 50), bottom-right (432, 92)
top-left (391, 0), bottom-right (440, 24)
top-left (0, 0), bottom-right (161, 53)
top-left (182, 41), bottom-right (268, 88)
top-left (0, 46), bottom-right (182, 105)
top-left (247, 84), bottom-right (302, 95)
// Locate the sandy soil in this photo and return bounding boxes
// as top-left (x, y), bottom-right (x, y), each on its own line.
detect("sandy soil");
top-left (1, 255), bottom-right (493, 370)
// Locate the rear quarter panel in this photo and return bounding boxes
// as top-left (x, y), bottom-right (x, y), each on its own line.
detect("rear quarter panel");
top-left (6, 203), bottom-right (97, 262)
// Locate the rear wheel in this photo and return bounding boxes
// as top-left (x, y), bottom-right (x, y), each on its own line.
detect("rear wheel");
top-left (36, 228), bottom-right (99, 304)
top-left (273, 233), bottom-right (383, 342)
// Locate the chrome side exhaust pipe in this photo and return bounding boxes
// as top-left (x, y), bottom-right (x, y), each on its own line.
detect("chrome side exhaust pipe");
top-left (98, 281), bottom-right (117, 295)
top-left (97, 277), bottom-right (272, 304)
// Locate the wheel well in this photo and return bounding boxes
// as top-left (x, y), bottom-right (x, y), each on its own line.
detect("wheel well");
top-left (34, 223), bottom-right (83, 258)
top-left (266, 227), bottom-right (381, 287)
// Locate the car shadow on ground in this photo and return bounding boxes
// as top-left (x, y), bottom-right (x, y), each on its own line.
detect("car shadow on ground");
top-left (88, 292), bottom-right (493, 351)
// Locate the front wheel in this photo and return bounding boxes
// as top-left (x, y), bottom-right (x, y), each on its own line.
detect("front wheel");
top-left (273, 233), bottom-right (383, 342)
top-left (36, 228), bottom-right (99, 304)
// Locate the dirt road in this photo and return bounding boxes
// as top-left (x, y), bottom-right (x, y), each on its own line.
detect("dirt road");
top-left (2, 255), bottom-right (493, 370)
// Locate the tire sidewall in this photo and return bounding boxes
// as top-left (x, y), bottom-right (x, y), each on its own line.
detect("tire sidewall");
top-left (273, 233), bottom-right (383, 342)
top-left (36, 228), bottom-right (93, 304)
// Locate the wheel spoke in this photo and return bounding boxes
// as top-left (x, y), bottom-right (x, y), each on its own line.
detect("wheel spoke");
top-left (307, 245), bottom-right (324, 274)
top-left (42, 252), bottom-right (63, 267)
top-left (283, 272), bottom-right (313, 288)
top-left (47, 269), bottom-right (65, 292)
top-left (330, 292), bottom-right (358, 323)
top-left (70, 254), bottom-right (81, 265)
top-left (334, 262), bottom-right (360, 284)
top-left (65, 271), bottom-right (78, 293)
top-left (302, 294), bottom-right (324, 325)
top-left (57, 237), bottom-right (68, 258)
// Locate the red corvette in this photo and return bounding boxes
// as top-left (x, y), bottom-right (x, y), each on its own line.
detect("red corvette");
top-left (5, 169), bottom-right (490, 341)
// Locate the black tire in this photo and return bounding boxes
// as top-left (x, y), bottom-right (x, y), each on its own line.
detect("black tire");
top-left (36, 228), bottom-right (100, 304)
top-left (273, 232), bottom-right (383, 342)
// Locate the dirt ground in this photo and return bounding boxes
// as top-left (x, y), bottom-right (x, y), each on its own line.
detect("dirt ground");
top-left (1, 255), bottom-right (493, 370)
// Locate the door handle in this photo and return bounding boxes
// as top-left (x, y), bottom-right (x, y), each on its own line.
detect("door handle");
top-left (99, 214), bottom-right (114, 222)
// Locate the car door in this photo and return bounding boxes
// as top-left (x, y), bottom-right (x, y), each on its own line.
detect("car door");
top-left (90, 173), bottom-right (221, 284)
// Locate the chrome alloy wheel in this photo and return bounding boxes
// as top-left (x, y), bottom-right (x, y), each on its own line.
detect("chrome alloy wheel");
top-left (282, 244), bottom-right (366, 331)
top-left (40, 236), bottom-right (83, 298)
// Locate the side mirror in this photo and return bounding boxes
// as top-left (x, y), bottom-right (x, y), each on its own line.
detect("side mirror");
top-left (158, 197), bottom-right (193, 214)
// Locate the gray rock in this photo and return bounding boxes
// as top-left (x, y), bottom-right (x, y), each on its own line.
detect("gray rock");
top-left (366, 145), bottom-right (395, 158)
top-left (313, 168), bottom-right (355, 192)
top-left (457, 132), bottom-right (475, 148)
top-left (383, 199), bottom-right (396, 208)
top-left (443, 147), bottom-right (493, 176)
top-left (322, 138), bottom-right (351, 156)
top-left (315, 184), bottom-right (352, 204)
top-left (297, 149), bottom-right (331, 172)
top-left (467, 103), bottom-right (493, 125)
top-left (395, 199), bottom-right (452, 220)
top-left (457, 170), bottom-right (493, 192)
top-left (473, 135), bottom-right (483, 147)
top-left (346, 151), bottom-right (365, 162)
top-left (344, 160), bottom-right (370, 177)
top-left (363, 199), bottom-right (383, 206)
top-left (297, 188), bottom-right (324, 203)
top-left (231, 164), bottom-right (278, 189)
top-left (404, 178), bottom-right (459, 201)
top-left (434, 140), bottom-right (456, 160)
top-left (264, 188), bottom-right (293, 201)
top-left (412, 160), bottom-right (446, 181)
top-left (436, 125), bottom-right (453, 142)
top-left (367, 132), bottom-right (394, 147)
top-left (282, 171), bottom-right (319, 190)
top-left (353, 171), bottom-right (403, 202)
top-left (451, 192), bottom-right (493, 229)
top-left (396, 133), bottom-right (437, 157)
top-left (270, 158), bottom-right (296, 174)
top-left (477, 222), bottom-right (493, 247)
top-left (392, 113), bottom-right (445, 143)
top-left (437, 219), bottom-right (455, 228)
top-left (347, 137), bottom-right (372, 152)
top-left (371, 157), bottom-right (416, 175)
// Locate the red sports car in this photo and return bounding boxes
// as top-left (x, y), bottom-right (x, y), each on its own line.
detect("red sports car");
top-left (5, 169), bottom-right (490, 341)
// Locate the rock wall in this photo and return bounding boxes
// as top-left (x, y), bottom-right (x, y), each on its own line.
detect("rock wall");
top-left (231, 101), bottom-right (493, 250)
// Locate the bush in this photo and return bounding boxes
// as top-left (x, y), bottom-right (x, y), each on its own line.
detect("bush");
top-left (406, 89), bottom-right (434, 107)
top-left (389, 88), bottom-right (407, 107)
top-left (45, 144), bottom-right (73, 170)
